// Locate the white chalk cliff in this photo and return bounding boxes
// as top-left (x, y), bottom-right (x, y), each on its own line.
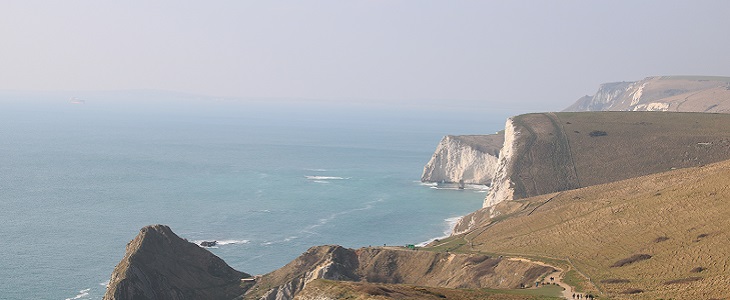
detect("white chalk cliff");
top-left (482, 119), bottom-right (518, 208)
top-left (483, 76), bottom-right (730, 209)
top-left (421, 134), bottom-right (503, 185)
top-left (564, 76), bottom-right (730, 113)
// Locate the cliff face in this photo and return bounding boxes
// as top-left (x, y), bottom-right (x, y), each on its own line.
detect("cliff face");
top-left (421, 134), bottom-right (503, 185)
top-left (564, 76), bottom-right (730, 113)
top-left (483, 113), bottom-right (581, 209)
top-left (478, 111), bottom-right (730, 212)
top-left (483, 120), bottom-right (518, 208)
top-left (103, 225), bottom-right (248, 300)
top-left (244, 245), bottom-right (553, 300)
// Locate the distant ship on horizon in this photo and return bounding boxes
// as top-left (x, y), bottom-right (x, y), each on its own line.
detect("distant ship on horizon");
top-left (70, 97), bottom-right (86, 105)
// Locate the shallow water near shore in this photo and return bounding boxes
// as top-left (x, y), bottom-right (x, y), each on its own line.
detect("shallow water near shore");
top-left (0, 92), bottom-right (520, 299)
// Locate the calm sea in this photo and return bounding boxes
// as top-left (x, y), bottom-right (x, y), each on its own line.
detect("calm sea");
top-left (0, 91), bottom-right (520, 300)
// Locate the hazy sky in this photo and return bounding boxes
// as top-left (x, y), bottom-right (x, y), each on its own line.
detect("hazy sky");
top-left (2, 1), bottom-right (730, 110)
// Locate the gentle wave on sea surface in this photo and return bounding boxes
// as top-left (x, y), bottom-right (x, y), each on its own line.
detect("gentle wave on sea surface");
top-left (305, 175), bottom-right (351, 180)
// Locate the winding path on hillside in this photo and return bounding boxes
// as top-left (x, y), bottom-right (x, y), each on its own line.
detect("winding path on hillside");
top-left (425, 236), bottom-right (587, 299)
top-left (507, 257), bottom-right (586, 300)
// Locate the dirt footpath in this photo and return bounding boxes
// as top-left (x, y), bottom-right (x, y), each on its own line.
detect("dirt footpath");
top-left (508, 257), bottom-right (593, 299)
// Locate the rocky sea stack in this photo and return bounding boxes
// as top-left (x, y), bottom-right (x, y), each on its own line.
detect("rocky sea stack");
top-left (103, 225), bottom-right (249, 300)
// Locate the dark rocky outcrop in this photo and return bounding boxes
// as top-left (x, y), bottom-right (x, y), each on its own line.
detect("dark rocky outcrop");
top-left (200, 241), bottom-right (218, 247)
top-left (103, 225), bottom-right (249, 300)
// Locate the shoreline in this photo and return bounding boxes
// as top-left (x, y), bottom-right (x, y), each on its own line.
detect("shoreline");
top-left (415, 215), bottom-right (463, 247)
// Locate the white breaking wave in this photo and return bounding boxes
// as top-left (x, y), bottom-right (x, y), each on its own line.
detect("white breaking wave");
top-left (305, 168), bottom-right (328, 172)
top-left (464, 184), bottom-right (490, 191)
top-left (194, 239), bottom-right (250, 248)
top-left (100, 281), bottom-right (109, 287)
top-left (415, 216), bottom-right (463, 247)
top-left (305, 175), bottom-right (350, 180)
top-left (429, 186), bottom-right (461, 190)
top-left (217, 239), bottom-right (250, 245)
top-left (65, 288), bottom-right (90, 300)
top-left (427, 184), bottom-right (489, 192)
top-left (260, 236), bottom-right (298, 246)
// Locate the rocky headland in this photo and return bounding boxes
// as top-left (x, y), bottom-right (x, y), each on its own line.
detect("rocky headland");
top-left (480, 111), bottom-right (730, 210)
top-left (421, 134), bottom-right (504, 185)
top-left (422, 76), bottom-right (730, 212)
top-left (564, 76), bottom-right (730, 113)
top-left (103, 225), bottom-right (249, 300)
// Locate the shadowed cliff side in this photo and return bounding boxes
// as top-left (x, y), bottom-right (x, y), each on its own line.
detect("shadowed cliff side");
top-left (104, 225), bottom-right (249, 300)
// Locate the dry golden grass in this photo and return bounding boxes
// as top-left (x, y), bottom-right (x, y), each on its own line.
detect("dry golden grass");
top-left (451, 134), bottom-right (504, 156)
top-left (294, 279), bottom-right (563, 300)
top-left (504, 111), bottom-right (730, 201)
top-left (453, 159), bottom-right (730, 299)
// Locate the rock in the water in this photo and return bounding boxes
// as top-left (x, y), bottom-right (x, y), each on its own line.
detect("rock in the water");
top-left (103, 224), bottom-right (249, 300)
top-left (200, 241), bottom-right (217, 247)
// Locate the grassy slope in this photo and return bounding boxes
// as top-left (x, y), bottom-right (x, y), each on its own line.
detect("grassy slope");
top-left (508, 113), bottom-right (580, 200)
top-left (506, 111), bottom-right (730, 200)
top-left (444, 159), bottom-right (730, 299)
top-left (451, 133), bottom-right (505, 156)
top-left (295, 279), bottom-right (562, 300)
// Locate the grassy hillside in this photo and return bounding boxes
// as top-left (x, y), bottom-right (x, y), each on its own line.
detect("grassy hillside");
top-left (451, 133), bottom-right (504, 156)
top-left (295, 279), bottom-right (563, 300)
top-left (243, 245), bottom-right (556, 299)
top-left (501, 111), bottom-right (730, 201)
top-left (440, 159), bottom-right (730, 299)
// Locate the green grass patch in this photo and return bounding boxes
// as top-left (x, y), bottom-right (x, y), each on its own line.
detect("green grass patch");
top-left (562, 270), bottom-right (585, 293)
top-left (421, 236), bottom-right (468, 252)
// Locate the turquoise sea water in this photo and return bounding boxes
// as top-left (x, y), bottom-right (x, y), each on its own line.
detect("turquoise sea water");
top-left (0, 91), bottom-right (520, 300)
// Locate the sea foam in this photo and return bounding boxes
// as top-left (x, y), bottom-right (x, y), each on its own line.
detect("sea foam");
top-left (415, 216), bottom-right (463, 247)
top-left (305, 176), bottom-right (350, 180)
top-left (65, 288), bottom-right (90, 300)
top-left (194, 239), bottom-right (250, 248)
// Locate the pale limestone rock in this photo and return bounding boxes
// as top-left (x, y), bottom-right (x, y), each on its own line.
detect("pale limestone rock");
top-left (421, 134), bottom-right (502, 185)
top-left (483, 119), bottom-right (518, 208)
